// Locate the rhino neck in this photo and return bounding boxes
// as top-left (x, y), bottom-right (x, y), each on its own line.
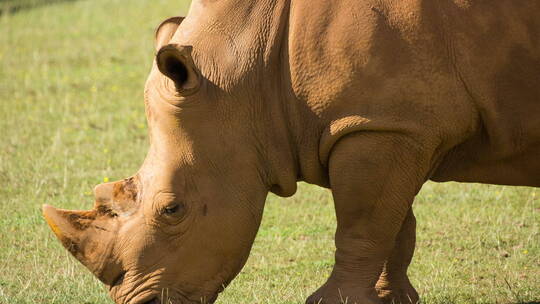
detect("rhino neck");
top-left (251, 0), bottom-right (303, 197)
top-left (244, 0), bottom-right (332, 194)
top-left (250, 0), bottom-right (331, 190)
top-left (265, 2), bottom-right (331, 189)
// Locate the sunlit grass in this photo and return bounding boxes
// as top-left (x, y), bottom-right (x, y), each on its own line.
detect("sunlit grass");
top-left (0, 1), bottom-right (538, 303)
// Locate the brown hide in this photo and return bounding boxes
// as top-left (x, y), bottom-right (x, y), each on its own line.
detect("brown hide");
top-left (44, 1), bottom-right (539, 304)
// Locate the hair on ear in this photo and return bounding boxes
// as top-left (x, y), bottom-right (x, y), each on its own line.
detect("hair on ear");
top-left (155, 16), bottom-right (185, 50)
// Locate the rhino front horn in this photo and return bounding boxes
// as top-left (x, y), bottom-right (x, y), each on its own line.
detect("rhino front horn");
top-left (42, 204), bottom-right (117, 277)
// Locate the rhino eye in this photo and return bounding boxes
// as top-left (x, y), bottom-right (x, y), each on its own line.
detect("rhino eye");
top-left (164, 205), bottom-right (178, 214)
top-left (163, 202), bottom-right (184, 215)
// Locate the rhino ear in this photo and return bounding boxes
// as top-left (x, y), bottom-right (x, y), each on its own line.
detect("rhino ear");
top-left (156, 44), bottom-right (201, 95)
top-left (155, 16), bottom-right (184, 50)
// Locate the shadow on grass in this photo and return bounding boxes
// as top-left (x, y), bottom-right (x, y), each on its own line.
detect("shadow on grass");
top-left (0, 0), bottom-right (79, 15)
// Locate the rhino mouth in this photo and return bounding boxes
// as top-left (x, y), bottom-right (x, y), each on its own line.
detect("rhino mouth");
top-left (108, 271), bottom-right (216, 304)
top-left (133, 294), bottom-right (212, 304)
top-left (110, 272), bottom-right (126, 289)
top-left (124, 287), bottom-right (213, 304)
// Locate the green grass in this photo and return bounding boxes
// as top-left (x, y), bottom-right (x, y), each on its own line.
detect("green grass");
top-left (0, 0), bottom-right (538, 303)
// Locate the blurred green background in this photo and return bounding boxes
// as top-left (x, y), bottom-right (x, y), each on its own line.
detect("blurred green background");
top-left (0, 0), bottom-right (538, 303)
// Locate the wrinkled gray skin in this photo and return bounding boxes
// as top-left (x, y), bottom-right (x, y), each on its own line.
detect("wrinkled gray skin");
top-left (44, 0), bottom-right (540, 304)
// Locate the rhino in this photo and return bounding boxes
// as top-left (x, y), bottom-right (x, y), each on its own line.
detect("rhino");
top-left (42, 0), bottom-right (540, 303)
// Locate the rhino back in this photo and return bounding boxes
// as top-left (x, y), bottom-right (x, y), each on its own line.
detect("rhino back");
top-left (285, 0), bottom-right (540, 186)
top-left (432, 1), bottom-right (540, 186)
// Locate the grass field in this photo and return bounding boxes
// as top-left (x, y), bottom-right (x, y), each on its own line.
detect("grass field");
top-left (0, 0), bottom-right (538, 303)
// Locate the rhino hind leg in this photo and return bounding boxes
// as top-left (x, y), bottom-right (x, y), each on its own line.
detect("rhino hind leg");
top-left (375, 210), bottom-right (419, 304)
top-left (306, 132), bottom-right (432, 304)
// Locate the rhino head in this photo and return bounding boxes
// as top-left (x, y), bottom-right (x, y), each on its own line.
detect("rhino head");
top-left (43, 5), bottom-right (298, 303)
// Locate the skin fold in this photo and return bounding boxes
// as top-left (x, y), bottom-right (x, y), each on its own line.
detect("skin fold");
top-left (43, 0), bottom-right (540, 303)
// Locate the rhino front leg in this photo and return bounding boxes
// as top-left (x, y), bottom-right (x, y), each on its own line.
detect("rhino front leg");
top-left (306, 132), bottom-right (431, 304)
top-left (376, 209), bottom-right (419, 304)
